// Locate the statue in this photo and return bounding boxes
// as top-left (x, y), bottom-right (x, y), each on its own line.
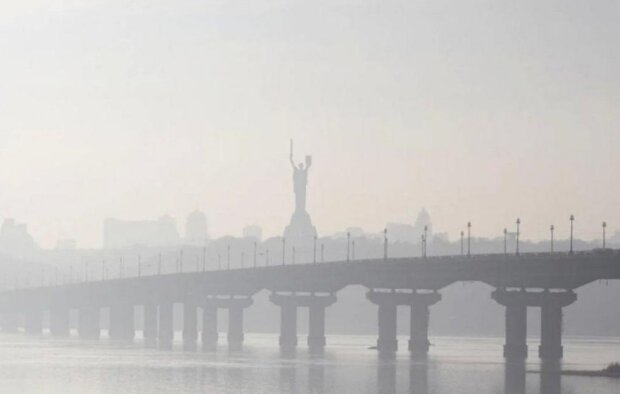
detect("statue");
top-left (289, 139), bottom-right (312, 213)
top-left (283, 140), bottom-right (317, 243)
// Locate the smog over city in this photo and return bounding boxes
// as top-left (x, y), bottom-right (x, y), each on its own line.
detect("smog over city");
top-left (0, 1), bottom-right (619, 394)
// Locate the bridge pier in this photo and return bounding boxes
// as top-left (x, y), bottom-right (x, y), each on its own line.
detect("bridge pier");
top-left (109, 304), bottom-right (134, 341)
top-left (408, 293), bottom-right (442, 353)
top-left (367, 290), bottom-right (440, 354)
top-left (492, 290), bottom-right (529, 359)
top-left (492, 289), bottom-right (576, 360)
top-left (78, 307), bottom-right (100, 339)
top-left (183, 302), bottom-right (198, 350)
top-left (50, 307), bottom-right (70, 337)
top-left (270, 293), bottom-right (337, 351)
top-left (143, 304), bottom-right (158, 345)
top-left (0, 312), bottom-right (19, 333)
top-left (539, 292), bottom-right (576, 360)
top-left (202, 297), bottom-right (252, 348)
top-left (24, 309), bottom-right (43, 334)
top-left (158, 302), bottom-right (174, 347)
top-left (201, 305), bottom-right (218, 348)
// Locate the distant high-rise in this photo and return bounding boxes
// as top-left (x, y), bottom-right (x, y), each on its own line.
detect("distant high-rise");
top-left (103, 215), bottom-right (180, 249)
top-left (243, 225), bottom-right (263, 241)
top-left (185, 210), bottom-right (209, 245)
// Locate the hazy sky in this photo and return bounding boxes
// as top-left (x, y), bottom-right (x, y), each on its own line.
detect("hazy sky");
top-left (0, 0), bottom-right (618, 248)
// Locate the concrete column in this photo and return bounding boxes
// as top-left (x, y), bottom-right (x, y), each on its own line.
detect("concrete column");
top-left (227, 305), bottom-right (245, 346)
top-left (0, 312), bottom-right (18, 333)
top-left (279, 303), bottom-right (298, 349)
top-left (109, 304), bottom-right (134, 341)
top-left (50, 307), bottom-right (70, 337)
top-left (308, 304), bottom-right (325, 350)
top-left (158, 302), bottom-right (174, 347)
top-left (539, 305), bottom-right (563, 359)
top-left (409, 304), bottom-right (429, 353)
top-left (143, 304), bottom-right (158, 345)
top-left (201, 305), bottom-right (218, 347)
top-left (25, 310), bottom-right (43, 334)
top-left (504, 304), bottom-right (528, 359)
top-left (183, 302), bottom-right (198, 350)
top-left (78, 307), bottom-right (100, 340)
top-left (377, 302), bottom-right (398, 352)
top-left (408, 292), bottom-right (441, 354)
top-left (307, 295), bottom-right (337, 351)
top-left (492, 290), bottom-right (529, 359)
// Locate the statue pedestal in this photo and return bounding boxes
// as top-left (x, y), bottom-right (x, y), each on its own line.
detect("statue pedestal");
top-left (284, 210), bottom-right (317, 244)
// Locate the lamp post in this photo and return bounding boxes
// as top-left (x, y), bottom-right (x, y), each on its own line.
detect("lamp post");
top-left (227, 245), bottom-right (231, 270)
top-left (421, 234), bottom-right (426, 258)
top-left (352, 240), bottom-right (356, 261)
top-left (383, 228), bottom-right (388, 260)
top-left (503, 228), bottom-right (507, 255)
top-left (346, 232), bottom-right (351, 262)
top-left (550, 225), bottom-right (555, 252)
top-left (467, 222), bottom-right (472, 257)
top-left (515, 218), bottom-right (521, 256)
top-left (569, 215), bottom-right (575, 254)
top-left (313, 235), bottom-right (318, 264)
top-left (321, 243), bottom-right (325, 263)
top-left (424, 225), bottom-right (428, 257)
top-left (460, 231), bottom-right (464, 256)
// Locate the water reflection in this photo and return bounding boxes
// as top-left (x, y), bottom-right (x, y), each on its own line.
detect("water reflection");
top-left (377, 353), bottom-right (397, 394)
top-left (504, 360), bottom-right (526, 394)
top-left (409, 356), bottom-right (428, 394)
top-left (308, 355), bottom-right (325, 394)
top-left (539, 360), bottom-right (561, 394)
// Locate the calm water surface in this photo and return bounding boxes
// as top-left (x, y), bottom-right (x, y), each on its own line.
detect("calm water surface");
top-left (0, 333), bottom-right (618, 394)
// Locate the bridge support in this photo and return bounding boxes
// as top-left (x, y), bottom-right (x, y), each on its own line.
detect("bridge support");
top-left (367, 290), bottom-right (440, 354)
top-left (158, 302), bottom-right (174, 347)
top-left (50, 307), bottom-right (70, 337)
top-left (408, 293), bottom-right (442, 353)
top-left (492, 289), bottom-right (576, 360)
top-left (201, 305), bottom-right (218, 348)
top-left (270, 293), bottom-right (337, 351)
top-left (202, 297), bottom-right (252, 348)
top-left (25, 309), bottom-right (43, 334)
top-left (539, 292), bottom-right (576, 359)
top-left (78, 307), bottom-right (100, 339)
top-left (492, 290), bottom-right (529, 359)
top-left (0, 312), bottom-right (18, 333)
top-left (183, 302), bottom-right (198, 350)
top-left (143, 304), bottom-right (158, 345)
top-left (109, 304), bottom-right (134, 341)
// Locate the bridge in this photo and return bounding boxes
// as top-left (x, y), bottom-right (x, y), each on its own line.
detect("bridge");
top-left (1, 249), bottom-right (619, 359)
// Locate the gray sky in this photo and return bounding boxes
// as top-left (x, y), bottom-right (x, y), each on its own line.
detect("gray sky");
top-left (0, 0), bottom-right (618, 248)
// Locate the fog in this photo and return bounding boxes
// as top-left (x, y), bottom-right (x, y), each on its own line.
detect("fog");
top-left (0, 1), bottom-right (619, 394)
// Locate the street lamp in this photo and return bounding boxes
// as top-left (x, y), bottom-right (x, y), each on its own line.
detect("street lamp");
top-left (467, 222), bottom-right (472, 257)
top-left (421, 234), bottom-right (426, 258)
top-left (603, 222), bottom-right (607, 249)
top-left (460, 231), bottom-right (464, 256)
top-left (313, 235), bottom-right (318, 264)
top-left (515, 218), bottom-right (521, 256)
top-left (550, 225), bottom-right (555, 252)
top-left (569, 215), bottom-right (575, 254)
top-left (503, 228), bottom-right (507, 255)
top-left (383, 228), bottom-right (388, 260)
top-left (347, 232), bottom-right (351, 262)
top-left (321, 243), bottom-right (325, 263)
top-left (424, 225), bottom-right (428, 257)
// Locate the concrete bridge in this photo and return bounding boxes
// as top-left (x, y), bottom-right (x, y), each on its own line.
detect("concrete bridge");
top-left (1, 249), bottom-right (619, 359)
